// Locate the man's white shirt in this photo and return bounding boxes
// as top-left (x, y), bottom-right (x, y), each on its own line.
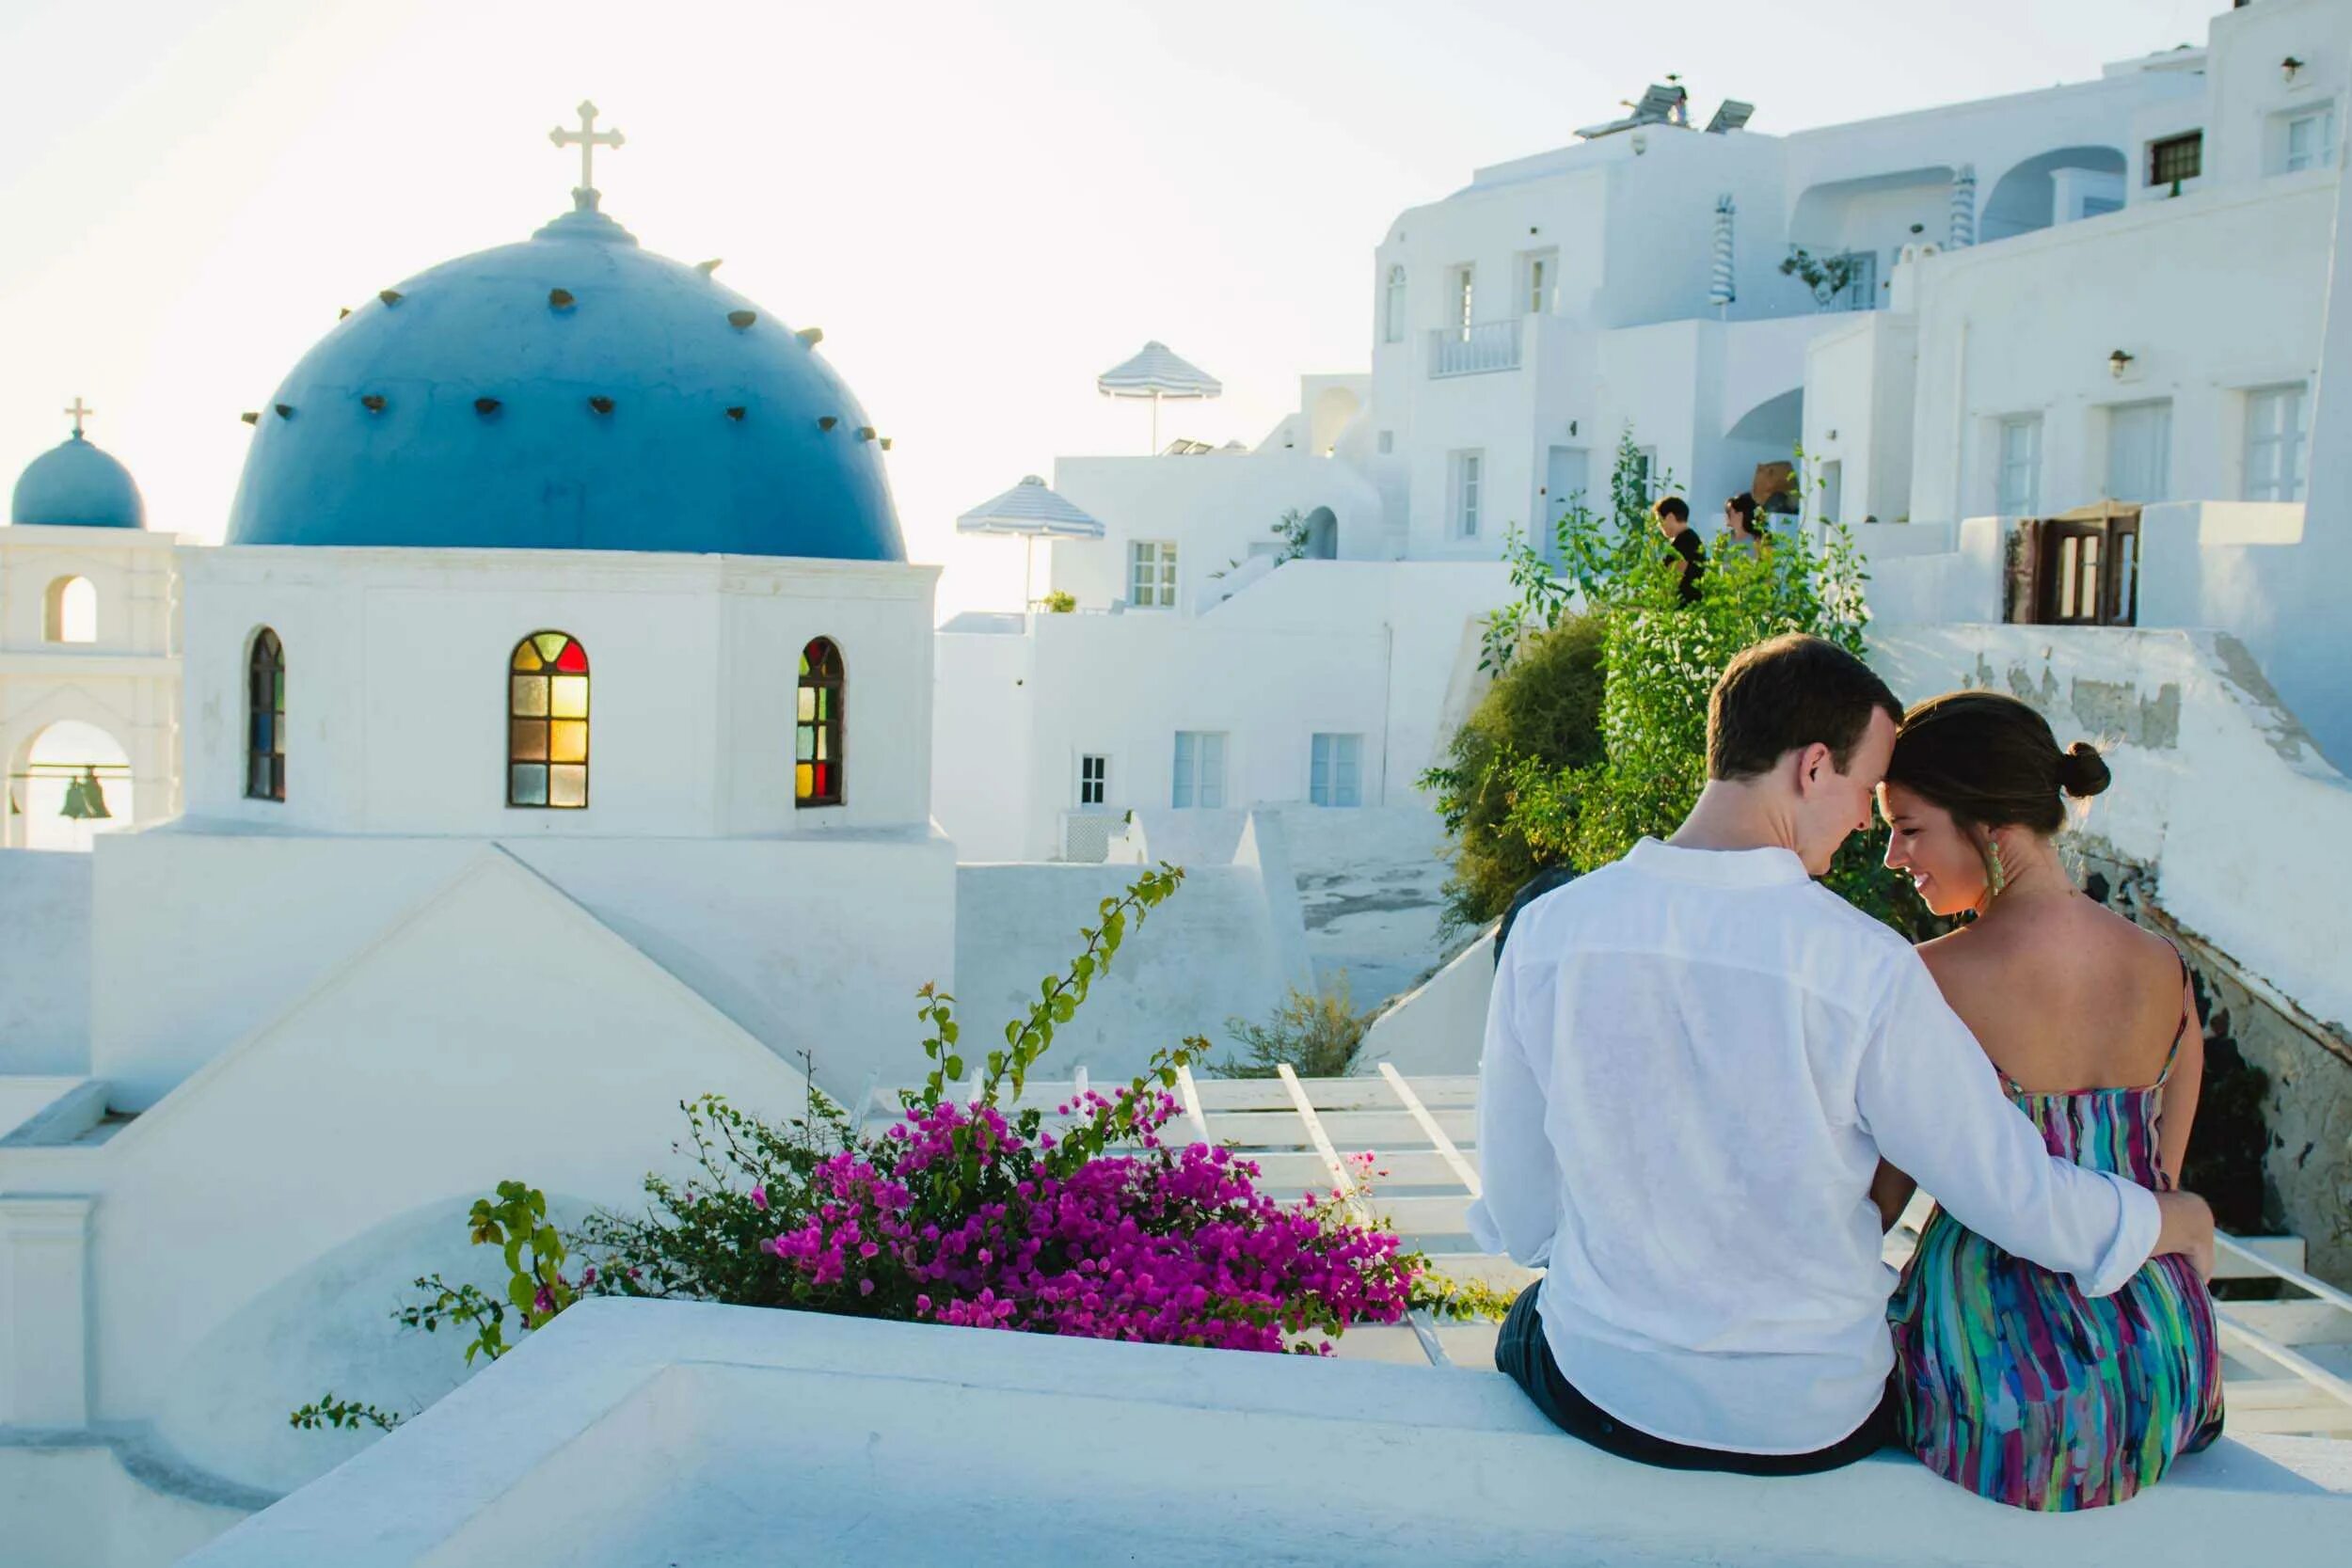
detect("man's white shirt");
top-left (1465, 838), bottom-right (2161, 1454)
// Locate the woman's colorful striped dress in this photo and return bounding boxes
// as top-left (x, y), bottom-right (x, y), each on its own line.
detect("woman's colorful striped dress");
top-left (1886, 978), bottom-right (2225, 1511)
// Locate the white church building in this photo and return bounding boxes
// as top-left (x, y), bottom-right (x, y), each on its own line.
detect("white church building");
top-left (2, 403), bottom-right (179, 855)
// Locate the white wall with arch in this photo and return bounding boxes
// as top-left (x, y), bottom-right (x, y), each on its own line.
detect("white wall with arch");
top-left (0, 524), bottom-right (181, 847)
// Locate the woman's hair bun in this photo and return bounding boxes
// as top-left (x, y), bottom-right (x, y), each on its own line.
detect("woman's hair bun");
top-left (2058, 741), bottom-right (2112, 800)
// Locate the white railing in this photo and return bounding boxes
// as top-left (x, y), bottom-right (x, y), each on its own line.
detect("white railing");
top-left (1428, 319), bottom-right (1521, 378)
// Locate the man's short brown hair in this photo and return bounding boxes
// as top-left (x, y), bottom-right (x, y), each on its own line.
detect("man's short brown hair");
top-left (1707, 634), bottom-right (1902, 781)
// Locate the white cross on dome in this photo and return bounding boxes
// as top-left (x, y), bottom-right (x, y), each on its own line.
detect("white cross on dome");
top-left (548, 100), bottom-right (625, 211)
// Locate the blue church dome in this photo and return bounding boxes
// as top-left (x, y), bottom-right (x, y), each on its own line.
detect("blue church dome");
top-left (224, 201), bottom-right (905, 561)
top-left (11, 430), bottom-right (146, 530)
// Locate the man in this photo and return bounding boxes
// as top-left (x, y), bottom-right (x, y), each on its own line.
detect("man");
top-left (1652, 496), bottom-right (1705, 605)
top-left (1469, 633), bottom-right (2213, 1474)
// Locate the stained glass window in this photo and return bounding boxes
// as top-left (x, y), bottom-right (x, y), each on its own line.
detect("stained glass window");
top-left (797, 637), bottom-right (844, 807)
top-left (247, 627), bottom-right (285, 800)
top-left (510, 631), bottom-right (589, 809)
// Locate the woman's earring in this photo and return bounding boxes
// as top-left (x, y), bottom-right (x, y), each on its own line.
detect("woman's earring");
top-left (1982, 838), bottom-right (2008, 900)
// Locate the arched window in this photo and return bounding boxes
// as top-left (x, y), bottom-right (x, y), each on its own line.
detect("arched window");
top-left (1383, 264), bottom-right (1406, 344)
top-left (43, 577), bottom-right (96, 643)
top-left (796, 638), bottom-right (843, 808)
top-left (509, 631), bottom-right (589, 809)
top-left (246, 627), bottom-right (285, 800)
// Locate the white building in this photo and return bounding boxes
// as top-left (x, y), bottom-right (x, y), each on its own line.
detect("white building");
top-left (936, 0), bottom-right (2352, 872)
top-left (1827, 0), bottom-right (2352, 761)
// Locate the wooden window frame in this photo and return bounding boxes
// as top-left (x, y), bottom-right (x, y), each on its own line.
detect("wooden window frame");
top-left (2030, 507), bottom-right (2140, 627)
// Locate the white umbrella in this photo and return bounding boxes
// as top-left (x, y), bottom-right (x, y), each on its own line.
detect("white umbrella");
top-left (1098, 341), bottom-right (1222, 452)
top-left (957, 475), bottom-right (1104, 610)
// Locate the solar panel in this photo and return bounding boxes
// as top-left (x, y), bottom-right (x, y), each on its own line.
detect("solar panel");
top-left (1706, 100), bottom-right (1756, 135)
top-left (1630, 83), bottom-right (1684, 124)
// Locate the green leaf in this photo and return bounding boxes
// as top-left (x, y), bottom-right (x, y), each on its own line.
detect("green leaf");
top-left (944, 1055), bottom-right (963, 1080)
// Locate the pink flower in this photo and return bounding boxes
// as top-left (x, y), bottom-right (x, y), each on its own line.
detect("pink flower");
top-left (751, 1183), bottom-right (769, 1212)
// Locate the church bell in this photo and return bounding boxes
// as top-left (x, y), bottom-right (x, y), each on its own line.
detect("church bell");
top-left (60, 768), bottom-right (111, 821)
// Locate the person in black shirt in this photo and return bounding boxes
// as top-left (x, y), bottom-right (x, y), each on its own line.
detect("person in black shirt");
top-left (1653, 496), bottom-right (1706, 605)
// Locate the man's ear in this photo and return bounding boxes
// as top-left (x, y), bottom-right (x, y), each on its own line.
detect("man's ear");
top-left (1792, 741), bottom-right (1834, 795)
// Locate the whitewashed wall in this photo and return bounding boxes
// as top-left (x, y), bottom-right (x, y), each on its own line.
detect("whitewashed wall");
top-left (0, 527), bottom-right (177, 657)
top-left (954, 857), bottom-right (1300, 1080)
top-left (90, 829), bottom-right (958, 1109)
top-left (1041, 452), bottom-right (1386, 614)
top-left (930, 561), bottom-right (1510, 864)
top-left (0, 848), bottom-right (832, 1507)
top-left (178, 548), bottom-right (938, 838)
top-left (1899, 172), bottom-right (2335, 531)
top-left (2199, 0), bottom-right (2352, 192)
top-left (1802, 311), bottom-right (1919, 526)
top-left (0, 848), bottom-right (90, 1072)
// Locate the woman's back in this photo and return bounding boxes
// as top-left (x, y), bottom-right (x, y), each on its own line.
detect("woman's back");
top-left (1918, 894), bottom-right (2185, 1097)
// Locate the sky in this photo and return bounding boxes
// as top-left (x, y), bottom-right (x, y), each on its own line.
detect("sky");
top-left (1, 0), bottom-right (2223, 621)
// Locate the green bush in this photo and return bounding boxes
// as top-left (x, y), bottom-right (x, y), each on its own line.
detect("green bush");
top-left (1214, 978), bottom-right (1380, 1079)
top-left (1420, 616), bottom-right (1607, 927)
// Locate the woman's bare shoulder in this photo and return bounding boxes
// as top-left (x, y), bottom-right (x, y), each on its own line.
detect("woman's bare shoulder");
top-left (1912, 925), bottom-right (1988, 985)
top-left (2087, 899), bottom-right (2187, 993)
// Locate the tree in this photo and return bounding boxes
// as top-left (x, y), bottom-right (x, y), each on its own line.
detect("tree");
top-left (1429, 433), bottom-right (1937, 940)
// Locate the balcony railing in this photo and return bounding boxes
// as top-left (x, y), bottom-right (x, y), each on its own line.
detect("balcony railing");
top-left (1427, 319), bottom-right (1521, 378)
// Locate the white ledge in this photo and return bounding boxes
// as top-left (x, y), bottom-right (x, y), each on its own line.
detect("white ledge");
top-left (186, 1298), bottom-right (2352, 1566)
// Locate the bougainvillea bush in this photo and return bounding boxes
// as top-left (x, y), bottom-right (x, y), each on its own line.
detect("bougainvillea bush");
top-left (296, 867), bottom-right (1426, 1431)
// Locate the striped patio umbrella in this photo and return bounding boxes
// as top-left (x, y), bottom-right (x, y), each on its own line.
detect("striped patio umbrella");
top-left (957, 474), bottom-right (1104, 610)
top-left (1948, 165), bottom-right (1977, 249)
top-left (1709, 194), bottom-right (1737, 316)
top-left (1097, 341), bottom-right (1222, 452)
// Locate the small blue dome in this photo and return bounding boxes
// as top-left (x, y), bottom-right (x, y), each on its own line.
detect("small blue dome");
top-left (10, 433), bottom-right (146, 529)
top-left (225, 203), bottom-right (904, 561)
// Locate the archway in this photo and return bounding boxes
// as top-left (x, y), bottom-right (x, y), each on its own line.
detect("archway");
top-left (12, 720), bottom-right (135, 852)
top-left (43, 577), bottom-right (96, 643)
top-left (1982, 147), bottom-right (2127, 242)
top-left (1298, 505), bottom-right (1339, 560)
top-left (1721, 388), bottom-right (1805, 518)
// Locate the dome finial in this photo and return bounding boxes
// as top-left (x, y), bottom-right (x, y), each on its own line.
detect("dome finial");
top-left (548, 99), bottom-right (625, 213)
top-left (64, 396), bottom-right (91, 441)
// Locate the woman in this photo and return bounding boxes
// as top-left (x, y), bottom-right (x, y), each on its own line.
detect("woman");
top-left (1721, 492), bottom-right (1769, 554)
top-left (1876, 691), bottom-right (2223, 1511)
